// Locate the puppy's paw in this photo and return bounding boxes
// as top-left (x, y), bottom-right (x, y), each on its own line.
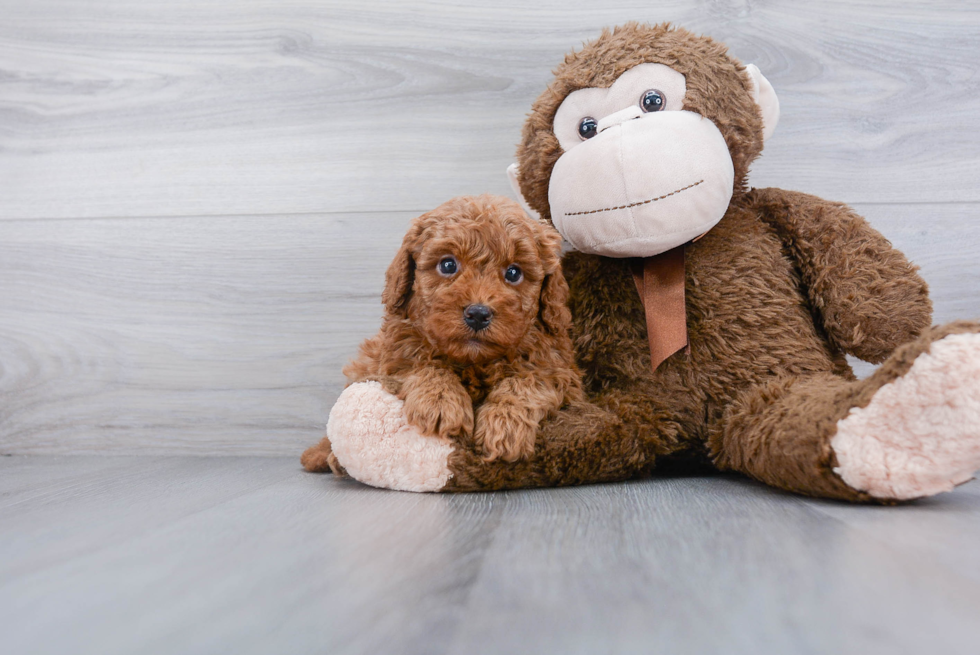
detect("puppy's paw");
top-left (475, 401), bottom-right (538, 462)
top-left (301, 437), bottom-right (348, 476)
top-left (403, 384), bottom-right (474, 439)
top-left (324, 450), bottom-right (347, 477)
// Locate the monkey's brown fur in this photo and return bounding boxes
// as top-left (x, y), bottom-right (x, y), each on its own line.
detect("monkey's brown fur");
top-left (301, 194), bottom-right (583, 472)
top-left (435, 23), bottom-right (977, 499)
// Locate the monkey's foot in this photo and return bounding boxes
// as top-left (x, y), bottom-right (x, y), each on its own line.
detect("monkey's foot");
top-left (832, 332), bottom-right (980, 500)
top-left (327, 381), bottom-right (455, 492)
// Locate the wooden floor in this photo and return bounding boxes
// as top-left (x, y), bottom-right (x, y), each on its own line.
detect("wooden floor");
top-left (2, 456), bottom-right (980, 655)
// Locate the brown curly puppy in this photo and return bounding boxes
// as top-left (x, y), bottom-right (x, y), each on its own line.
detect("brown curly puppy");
top-left (302, 194), bottom-right (583, 473)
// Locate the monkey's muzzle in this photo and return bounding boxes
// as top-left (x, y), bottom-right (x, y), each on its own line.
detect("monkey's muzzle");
top-left (548, 110), bottom-right (734, 258)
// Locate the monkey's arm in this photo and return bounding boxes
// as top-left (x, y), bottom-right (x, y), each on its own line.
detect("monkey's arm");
top-left (751, 187), bottom-right (932, 363)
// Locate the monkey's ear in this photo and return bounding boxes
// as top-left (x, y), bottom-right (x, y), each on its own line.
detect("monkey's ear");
top-left (745, 64), bottom-right (780, 142)
top-left (506, 163), bottom-right (541, 220)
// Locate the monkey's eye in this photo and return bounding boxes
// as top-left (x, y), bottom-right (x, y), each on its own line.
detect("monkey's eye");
top-left (578, 117), bottom-right (598, 140)
top-left (640, 89), bottom-right (666, 113)
top-left (504, 264), bottom-right (523, 284)
top-left (437, 256), bottom-right (459, 277)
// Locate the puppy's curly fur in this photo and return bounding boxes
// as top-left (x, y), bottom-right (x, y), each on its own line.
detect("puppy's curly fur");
top-left (302, 194), bottom-right (583, 474)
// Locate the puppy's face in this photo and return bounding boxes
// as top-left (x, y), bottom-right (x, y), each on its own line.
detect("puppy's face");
top-left (384, 195), bottom-right (566, 365)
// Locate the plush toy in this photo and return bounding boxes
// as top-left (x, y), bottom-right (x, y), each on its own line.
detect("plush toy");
top-left (311, 23), bottom-right (980, 501)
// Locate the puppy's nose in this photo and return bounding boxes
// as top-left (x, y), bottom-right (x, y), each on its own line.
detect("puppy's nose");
top-left (463, 304), bottom-right (493, 332)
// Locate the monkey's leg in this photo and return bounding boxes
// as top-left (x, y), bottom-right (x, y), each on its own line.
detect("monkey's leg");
top-left (714, 322), bottom-right (980, 501)
top-left (325, 381), bottom-right (654, 492)
top-left (445, 400), bottom-right (652, 491)
top-left (446, 381), bottom-right (705, 490)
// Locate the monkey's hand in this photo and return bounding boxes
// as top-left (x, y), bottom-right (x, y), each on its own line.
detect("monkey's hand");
top-left (400, 367), bottom-right (474, 439)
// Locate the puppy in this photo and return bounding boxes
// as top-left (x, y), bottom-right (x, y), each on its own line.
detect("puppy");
top-left (302, 194), bottom-right (583, 474)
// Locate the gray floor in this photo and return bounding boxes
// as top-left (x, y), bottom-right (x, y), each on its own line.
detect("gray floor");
top-left (3, 457), bottom-right (980, 655)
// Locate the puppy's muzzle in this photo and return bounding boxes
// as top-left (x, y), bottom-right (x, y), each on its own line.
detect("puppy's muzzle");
top-left (463, 304), bottom-right (493, 332)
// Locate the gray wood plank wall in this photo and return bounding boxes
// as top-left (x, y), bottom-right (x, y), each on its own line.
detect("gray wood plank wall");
top-left (2, 1), bottom-right (978, 455)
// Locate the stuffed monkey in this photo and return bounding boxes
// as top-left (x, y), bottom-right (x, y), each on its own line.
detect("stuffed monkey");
top-left (307, 23), bottom-right (980, 501)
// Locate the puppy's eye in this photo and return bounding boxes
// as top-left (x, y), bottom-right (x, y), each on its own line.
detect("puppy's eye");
top-left (640, 89), bottom-right (666, 113)
top-left (437, 256), bottom-right (458, 277)
top-left (578, 117), bottom-right (598, 140)
top-left (504, 264), bottom-right (523, 284)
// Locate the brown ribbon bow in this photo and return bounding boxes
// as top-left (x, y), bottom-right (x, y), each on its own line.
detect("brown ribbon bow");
top-left (631, 244), bottom-right (689, 372)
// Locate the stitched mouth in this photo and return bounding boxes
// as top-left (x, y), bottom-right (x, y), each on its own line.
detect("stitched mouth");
top-left (564, 179), bottom-right (704, 217)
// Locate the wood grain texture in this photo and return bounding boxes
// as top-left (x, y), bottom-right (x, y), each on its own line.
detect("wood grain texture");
top-left (0, 0), bottom-right (978, 220)
top-left (0, 457), bottom-right (295, 581)
top-left (448, 479), bottom-right (980, 655)
top-left (2, 457), bottom-right (980, 655)
top-left (809, 481), bottom-right (980, 585)
top-left (0, 212), bottom-right (408, 454)
top-left (1, 203), bottom-right (977, 455)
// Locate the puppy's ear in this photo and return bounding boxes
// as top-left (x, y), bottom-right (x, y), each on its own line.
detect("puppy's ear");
top-left (533, 219), bottom-right (563, 273)
top-left (534, 221), bottom-right (571, 335)
top-left (539, 272), bottom-right (572, 336)
top-left (382, 217), bottom-right (427, 317)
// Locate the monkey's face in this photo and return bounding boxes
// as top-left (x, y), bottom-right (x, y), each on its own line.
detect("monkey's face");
top-left (511, 24), bottom-right (779, 259)
top-left (549, 63), bottom-right (734, 257)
